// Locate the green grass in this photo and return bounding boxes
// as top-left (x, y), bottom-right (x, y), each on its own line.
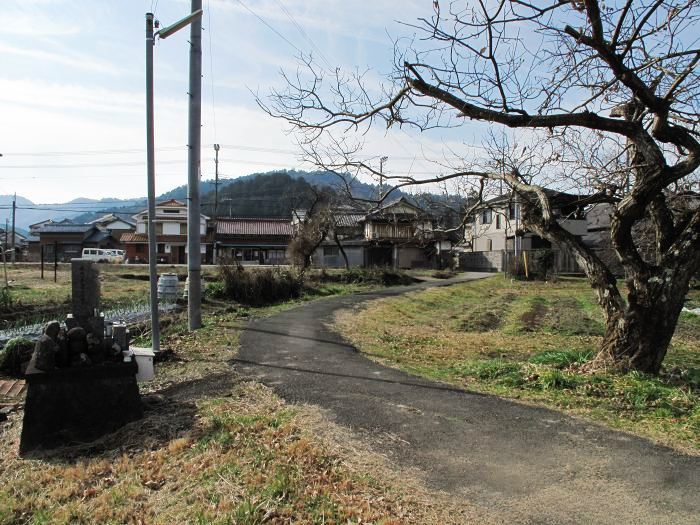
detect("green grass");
top-left (0, 289), bottom-right (437, 524)
top-left (336, 276), bottom-right (700, 452)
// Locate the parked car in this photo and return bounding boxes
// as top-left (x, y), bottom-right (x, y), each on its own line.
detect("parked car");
top-left (107, 249), bottom-right (125, 263)
top-left (81, 248), bottom-right (114, 263)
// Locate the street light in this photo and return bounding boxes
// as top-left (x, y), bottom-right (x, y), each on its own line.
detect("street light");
top-left (145, 8), bottom-right (203, 353)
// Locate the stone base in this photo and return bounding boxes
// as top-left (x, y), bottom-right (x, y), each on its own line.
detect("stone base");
top-left (19, 362), bottom-right (143, 455)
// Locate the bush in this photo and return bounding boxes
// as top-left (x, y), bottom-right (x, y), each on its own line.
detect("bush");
top-left (311, 267), bottom-right (416, 286)
top-left (205, 281), bottom-right (226, 299)
top-left (0, 337), bottom-right (34, 377)
top-left (218, 265), bottom-right (302, 306)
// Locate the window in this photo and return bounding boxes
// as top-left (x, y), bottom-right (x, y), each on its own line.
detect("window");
top-left (481, 209), bottom-right (492, 224)
top-left (163, 222), bottom-right (180, 235)
top-left (180, 223), bottom-right (187, 235)
top-left (486, 239), bottom-right (493, 251)
top-left (495, 214), bottom-right (502, 229)
top-left (136, 244), bottom-right (145, 253)
top-left (323, 246), bottom-right (339, 256)
top-left (162, 209), bottom-right (180, 214)
top-left (157, 243), bottom-right (165, 253)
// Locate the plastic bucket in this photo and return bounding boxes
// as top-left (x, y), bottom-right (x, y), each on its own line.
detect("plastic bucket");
top-left (157, 273), bottom-right (180, 302)
top-left (131, 347), bottom-right (155, 382)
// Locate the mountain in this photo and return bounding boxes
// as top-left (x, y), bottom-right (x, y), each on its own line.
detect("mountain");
top-left (3, 169), bottom-right (466, 229)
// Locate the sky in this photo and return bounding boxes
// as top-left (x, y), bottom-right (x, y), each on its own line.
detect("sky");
top-left (0, 0), bottom-right (488, 205)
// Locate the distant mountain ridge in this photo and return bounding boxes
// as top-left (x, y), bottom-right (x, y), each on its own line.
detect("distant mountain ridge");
top-left (2, 169), bottom-right (465, 229)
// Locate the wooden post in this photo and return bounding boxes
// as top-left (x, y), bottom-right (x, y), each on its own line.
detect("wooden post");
top-left (40, 245), bottom-right (44, 279)
top-left (523, 251), bottom-right (529, 280)
top-left (54, 241), bottom-right (58, 283)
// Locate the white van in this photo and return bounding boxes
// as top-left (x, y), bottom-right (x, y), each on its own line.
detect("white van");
top-left (81, 248), bottom-right (113, 263)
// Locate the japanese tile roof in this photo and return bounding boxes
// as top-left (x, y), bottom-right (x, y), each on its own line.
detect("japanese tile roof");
top-left (216, 218), bottom-right (293, 237)
top-left (334, 213), bottom-right (366, 227)
top-left (84, 230), bottom-right (112, 243)
top-left (120, 232), bottom-right (215, 243)
top-left (37, 224), bottom-right (95, 234)
top-left (157, 198), bottom-right (186, 207)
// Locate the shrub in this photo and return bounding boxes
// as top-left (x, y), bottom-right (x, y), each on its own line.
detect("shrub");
top-left (218, 264), bottom-right (302, 306)
top-left (0, 337), bottom-right (34, 377)
top-left (204, 281), bottom-right (226, 299)
top-left (311, 267), bottom-right (416, 286)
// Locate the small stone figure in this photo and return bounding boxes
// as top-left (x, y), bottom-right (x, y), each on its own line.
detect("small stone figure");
top-left (67, 327), bottom-right (88, 366)
top-left (29, 321), bottom-right (65, 372)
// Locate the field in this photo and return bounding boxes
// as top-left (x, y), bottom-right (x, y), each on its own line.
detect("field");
top-left (335, 276), bottom-right (700, 452)
top-left (0, 267), bottom-right (467, 524)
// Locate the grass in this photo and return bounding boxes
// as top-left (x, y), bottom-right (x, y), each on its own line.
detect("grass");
top-left (335, 275), bottom-right (700, 452)
top-left (0, 273), bottom-right (458, 524)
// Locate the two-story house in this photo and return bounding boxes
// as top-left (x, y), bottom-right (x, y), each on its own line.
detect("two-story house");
top-left (298, 197), bottom-right (450, 269)
top-left (215, 217), bottom-right (292, 265)
top-left (463, 191), bottom-right (587, 272)
top-left (120, 199), bottom-right (213, 264)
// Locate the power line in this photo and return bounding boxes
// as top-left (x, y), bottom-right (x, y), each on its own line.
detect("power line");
top-left (236, 0), bottom-right (306, 58)
top-left (273, 0), bottom-right (333, 71)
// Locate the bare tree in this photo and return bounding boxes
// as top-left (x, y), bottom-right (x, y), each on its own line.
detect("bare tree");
top-left (263, 0), bottom-right (700, 373)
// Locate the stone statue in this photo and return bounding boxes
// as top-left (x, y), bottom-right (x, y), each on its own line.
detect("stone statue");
top-left (28, 321), bottom-right (62, 372)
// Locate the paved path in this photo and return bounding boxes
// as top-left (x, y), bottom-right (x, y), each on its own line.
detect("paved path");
top-left (236, 274), bottom-right (700, 524)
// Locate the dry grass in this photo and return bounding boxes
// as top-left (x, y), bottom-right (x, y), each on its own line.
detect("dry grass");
top-left (0, 296), bottom-right (470, 524)
top-left (335, 276), bottom-right (700, 452)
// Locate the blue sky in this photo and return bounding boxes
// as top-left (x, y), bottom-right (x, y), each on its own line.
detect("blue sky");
top-left (0, 0), bottom-right (485, 203)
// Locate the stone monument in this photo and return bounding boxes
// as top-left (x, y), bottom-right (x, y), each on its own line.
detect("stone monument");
top-left (20, 259), bottom-right (143, 455)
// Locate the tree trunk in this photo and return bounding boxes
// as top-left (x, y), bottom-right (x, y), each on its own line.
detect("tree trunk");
top-left (598, 299), bottom-right (683, 373)
top-left (334, 232), bottom-right (349, 270)
top-left (596, 267), bottom-right (692, 373)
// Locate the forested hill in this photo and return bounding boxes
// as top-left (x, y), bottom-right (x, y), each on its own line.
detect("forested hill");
top-left (201, 172), bottom-right (318, 218)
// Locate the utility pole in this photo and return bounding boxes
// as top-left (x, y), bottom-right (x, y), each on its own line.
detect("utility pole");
top-left (11, 194), bottom-right (16, 264)
top-left (379, 156), bottom-right (388, 201)
top-left (214, 144), bottom-right (220, 218)
top-left (187, 0), bottom-right (203, 330)
top-left (145, 12), bottom-right (160, 352)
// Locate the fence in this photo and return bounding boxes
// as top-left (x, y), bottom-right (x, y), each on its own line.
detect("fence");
top-left (459, 248), bottom-right (581, 275)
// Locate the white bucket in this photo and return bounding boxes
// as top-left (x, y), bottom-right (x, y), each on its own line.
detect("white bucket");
top-left (157, 273), bottom-right (180, 302)
top-left (131, 347), bottom-right (156, 382)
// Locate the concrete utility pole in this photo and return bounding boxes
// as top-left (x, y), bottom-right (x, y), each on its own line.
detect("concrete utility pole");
top-left (11, 193), bottom-right (16, 264)
top-left (379, 156), bottom-right (388, 199)
top-left (187, 0), bottom-right (203, 330)
top-left (213, 144), bottom-right (220, 219)
top-left (145, 12), bottom-right (160, 352)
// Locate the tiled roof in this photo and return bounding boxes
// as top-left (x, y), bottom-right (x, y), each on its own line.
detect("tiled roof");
top-left (84, 230), bottom-right (112, 243)
top-left (217, 218), bottom-right (293, 237)
top-left (38, 224), bottom-right (95, 234)
top-left (121, 232), bottom-right (215, 243)
top-left (157, 198), bottom-right (185, 207)
top-left (334, 213), bottom-right (366, 227)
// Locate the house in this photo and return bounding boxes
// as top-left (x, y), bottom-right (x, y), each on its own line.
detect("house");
top-left (215, 218), bottom-right (293, 265)
top-left (298, 198), bottom-right (451, 269)
top-left (0, 228), bottom-right (29, 261)
top-left (583, 191), bottom-right (700, 276)
top-left (32, 223), bottom-right (118, 262)
top-left (120, 199), bottom-right (214, 264)
top-left (461, 191), bottom-right (587, 272)
top-left (89, 213), bottom-right (136, 243)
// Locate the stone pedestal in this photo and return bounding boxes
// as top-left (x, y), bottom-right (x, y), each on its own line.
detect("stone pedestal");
top-left (19, 362), bottom-right (143, 455)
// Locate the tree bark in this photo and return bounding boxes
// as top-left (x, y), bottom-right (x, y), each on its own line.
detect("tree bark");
top-left (334, 231), bottom-right (350, 270)
top-left (520, 192), bottom-right (698, 374)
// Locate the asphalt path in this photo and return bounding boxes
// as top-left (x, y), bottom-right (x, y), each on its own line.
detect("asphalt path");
top-left (236, 273), bottom-right (700, 524)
